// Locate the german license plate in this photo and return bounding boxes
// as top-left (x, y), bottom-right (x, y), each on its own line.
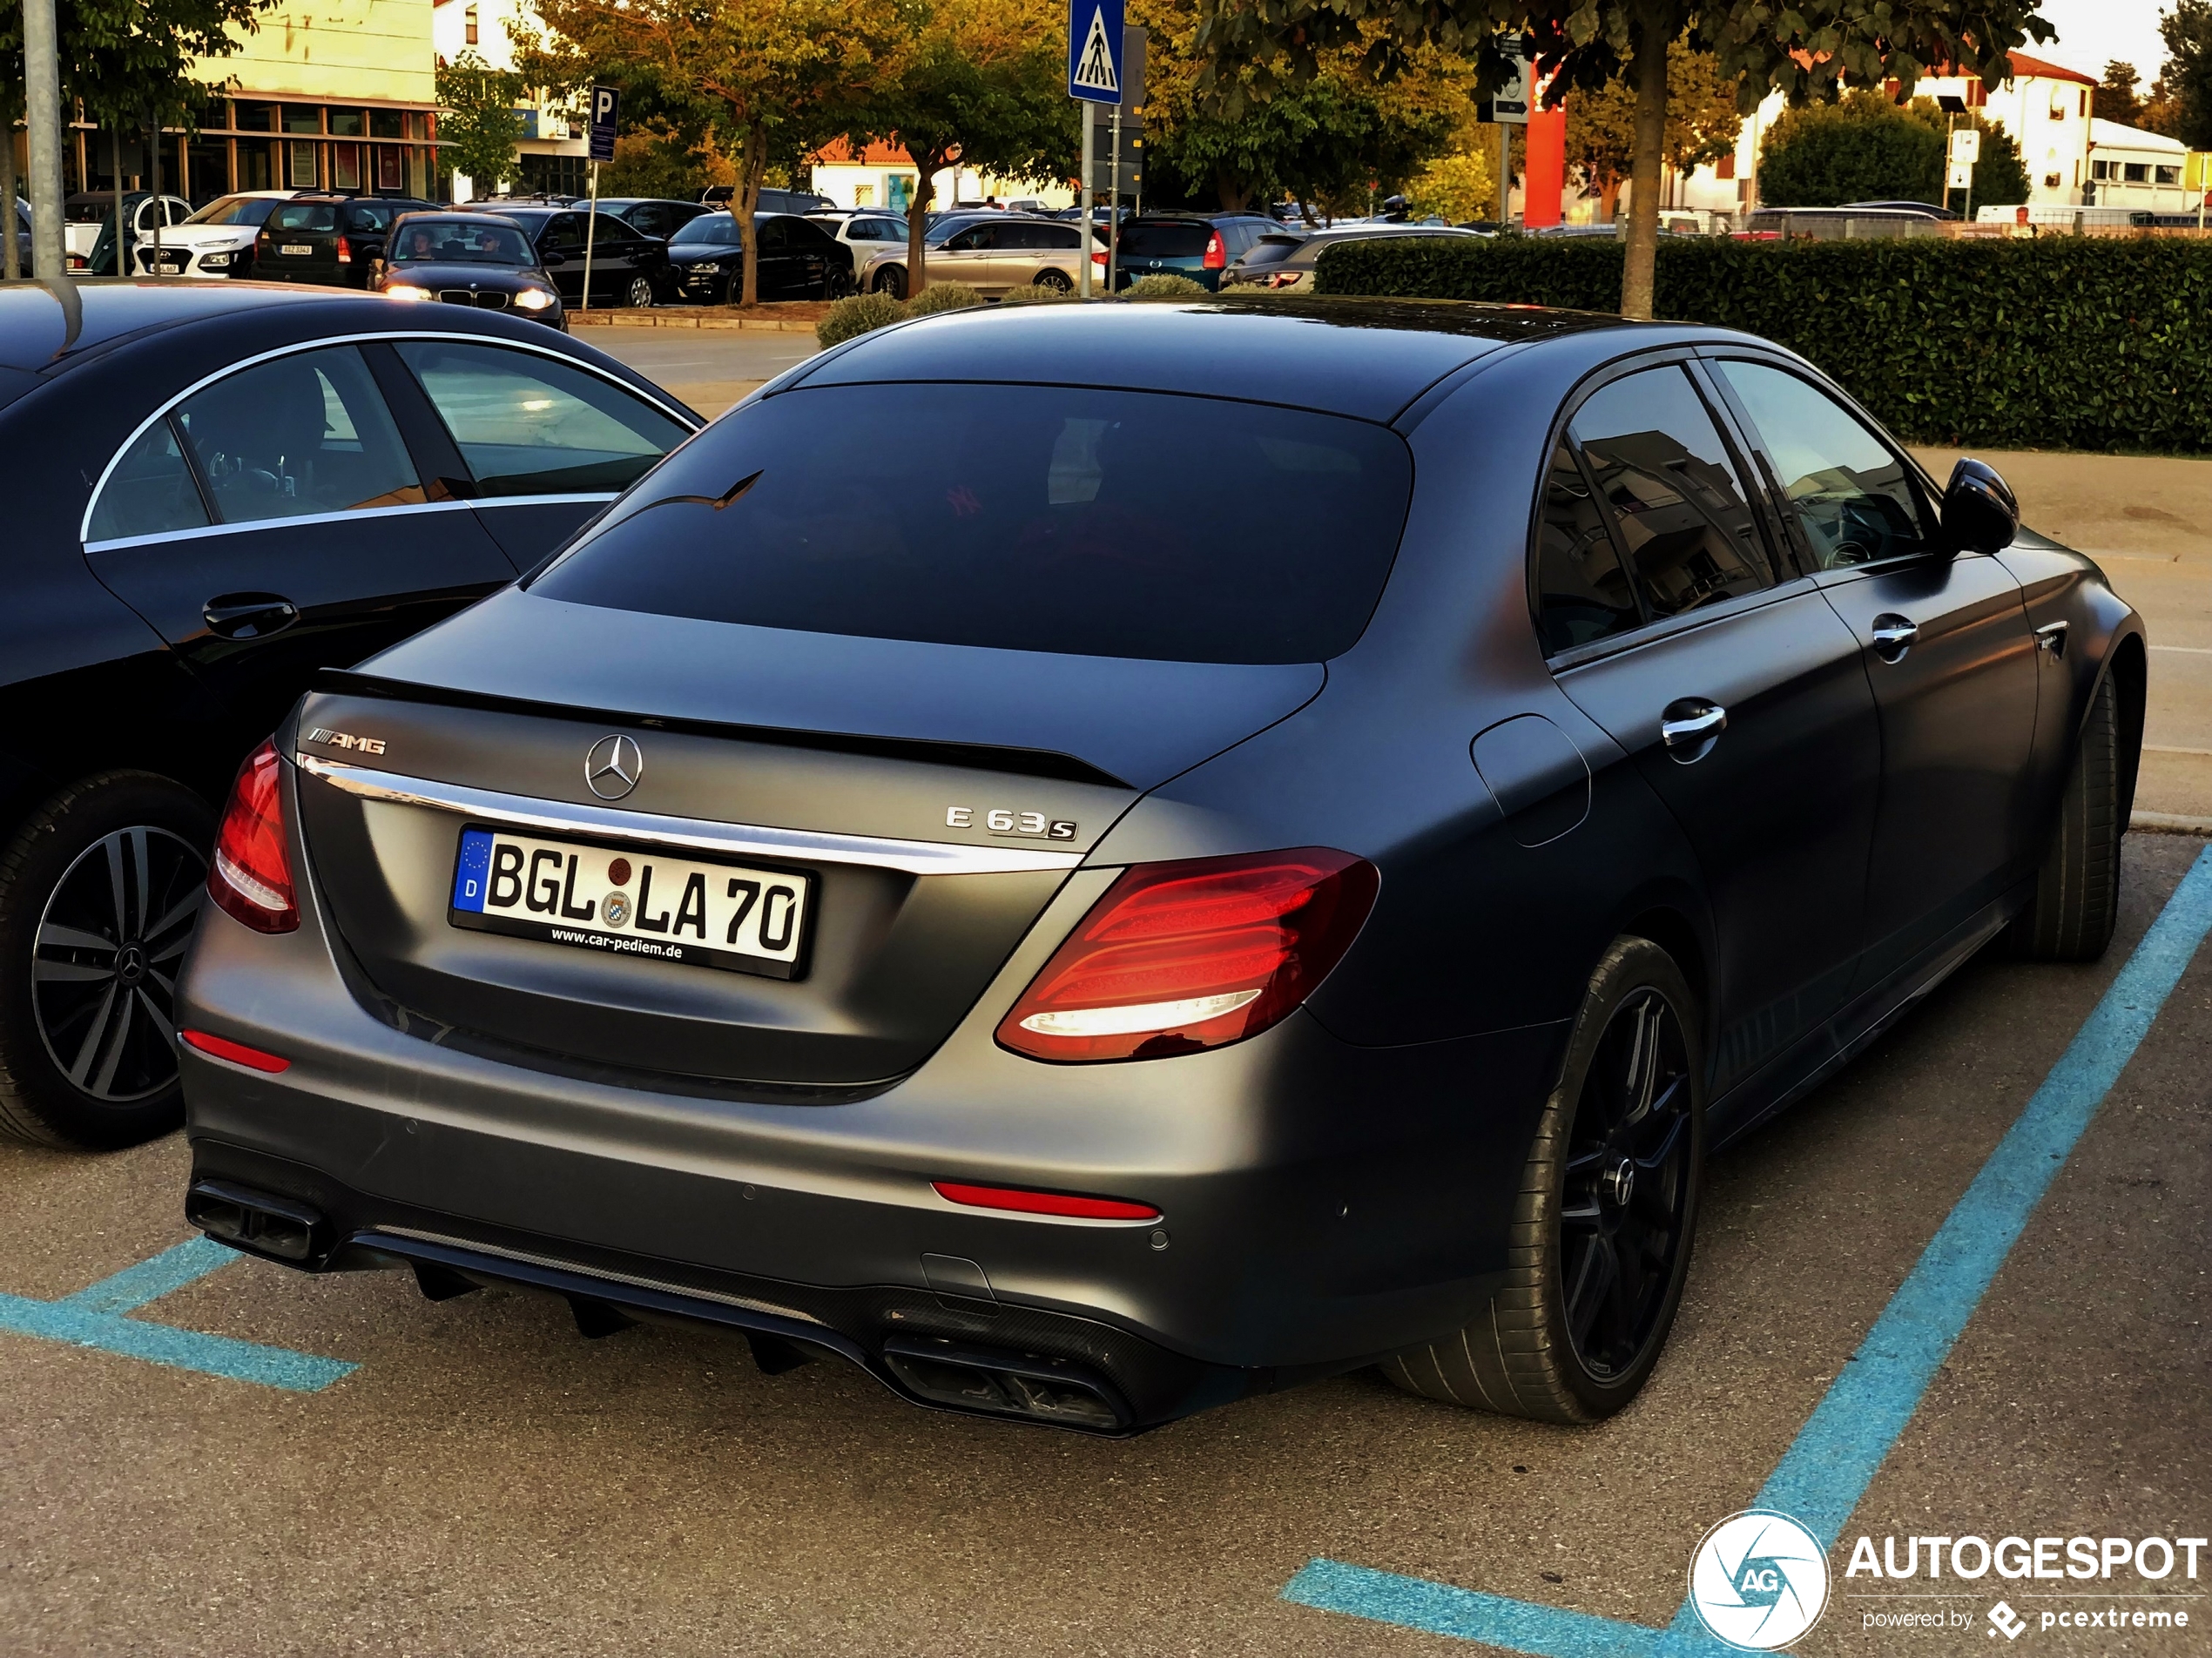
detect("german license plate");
top-left (281, 243), bottom-right (313, 256)
top-left (448, 826), bottom-right (811, 979)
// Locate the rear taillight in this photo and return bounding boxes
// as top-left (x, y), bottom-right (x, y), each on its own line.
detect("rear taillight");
top-left (1202, 232), bottom-right (1226, 270)
top-left (336, 237), bottom-right (352, 263)
top-left (208, 739), bottom-right (298, 933)
top-left (180, 1029), bottom-right (291, 1073)
top-left (995, 848), bottom-right (1378, 1062)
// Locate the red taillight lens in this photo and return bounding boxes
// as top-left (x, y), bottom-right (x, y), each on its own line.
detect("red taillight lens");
top-left (933, 1182), bottom-right (1158, 1220)
top-left (996, 848), bottom-right (1378, 1063)
top-left (180, 1029), bottom-right (291, 1073)
top-left (208, 739), bottom-right (298, 933)
top-left (1202, 232), bottom-right (1226, 270)
top-left (336, 237), bottom-right (352, 263)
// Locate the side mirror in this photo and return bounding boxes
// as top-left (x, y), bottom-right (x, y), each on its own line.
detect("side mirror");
top-left (1942, 458), bottom-right (2018, 554)
top-left (540, 248), bottom-right (566, 266)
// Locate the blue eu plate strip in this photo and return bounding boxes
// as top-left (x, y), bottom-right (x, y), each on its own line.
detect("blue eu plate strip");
top-left (452, 826), bottom-right (494, 913)
top-left (1287, 844), bottom-right (2212, 1655)
top-left (0, 1236), bottom-right (357, 1393)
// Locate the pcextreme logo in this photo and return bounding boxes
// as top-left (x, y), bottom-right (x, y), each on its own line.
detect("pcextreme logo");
top-left (1687, 1509), bottom-right (1831, 1650)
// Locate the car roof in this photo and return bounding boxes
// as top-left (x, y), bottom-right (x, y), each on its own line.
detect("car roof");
top-left (792, 295), bottom-right (1629, 423)
top-left (0, 280), bottom-right (376, 371)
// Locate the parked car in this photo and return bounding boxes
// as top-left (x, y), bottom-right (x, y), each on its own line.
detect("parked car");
top-left (1111, 212), bottom-right (1299, 291)
top-left (247, 195), bottom-right (435, 288)
top-left (700, 185), bottom-right (836, 215)
top-left (1215, 226), bottom-right (1309, 290)
top-left (474, 205), bottom-right (672, 308)
top-left (70, 191), bottom-right (192, 268)
top-left (666, 212), bottom-right (853, 303)
top-left (0, 280), bottom-right (698, 1150)
top-left (135, 191), bottom-right (302, 279)
top-left (596, 197), bottom-right (716, 241)
top-left (806, 210), bottom-right (913, 292)
top-left (909, 214), bottom-right (1096, 297)
top-left (375, 212), bottom-right (569, 328)
top-left (1217, 223), bottom-right (1485, 293)
top-left (175, 297), bottom-right (2141, 1438)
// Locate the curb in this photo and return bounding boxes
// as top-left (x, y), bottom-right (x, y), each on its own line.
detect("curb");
top-left (569, 312), bottom-right (820, 333)
top-left (2132, 811), bottom-right (2212, 836)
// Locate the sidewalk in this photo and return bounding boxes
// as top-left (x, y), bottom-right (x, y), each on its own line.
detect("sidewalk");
top-left (1912, 447), bottom-right (2212, 828)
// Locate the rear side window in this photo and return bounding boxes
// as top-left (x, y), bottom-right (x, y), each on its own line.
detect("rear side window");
top-left (532, 383), bottom-right (1415, 664)
top-left (88, 420), bottom-right (208, 543)
top-left (1532, 442), bottom-right (1639, 655)
top-left (1119, 222), bottom-right (1209, 258)
top-left (395, 340), bottom-right (690, 496)
top-left (1569, 366), bottom-right (1772, 620)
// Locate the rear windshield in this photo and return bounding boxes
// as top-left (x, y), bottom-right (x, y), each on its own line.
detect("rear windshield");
top-left (1119, 222), bottom-right (1211, 258)
top-left (531, 383), bottom-right (1413, 664)
top-left (1240, 236), bottom-right (1302, 266)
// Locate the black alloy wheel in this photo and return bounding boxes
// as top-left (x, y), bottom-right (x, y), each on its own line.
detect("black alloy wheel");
top-left (0, 772), bottom-right (215, 1149)
top-left (873, 264), bottom-right (907, 299)
top-left (1557, 986), bottom-right (1695, 1379)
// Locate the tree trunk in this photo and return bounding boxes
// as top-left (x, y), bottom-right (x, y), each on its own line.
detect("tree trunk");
top-left (1214, 165), bottom-right (1248, 211)
top-left (736, 119), bottom-right (768, 307)
top-left (1621, 12), bottom-right (1669, 320)
top-left (903, 146), bottom-right (947, 298)
top-left (1599, 173), bottom-right (1621, 223)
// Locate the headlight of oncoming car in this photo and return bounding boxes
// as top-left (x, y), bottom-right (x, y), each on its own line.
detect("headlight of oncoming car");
top-left (384, 284), bottom-right (432, 302)
top-left (514, 287), bottom-right (555, 311)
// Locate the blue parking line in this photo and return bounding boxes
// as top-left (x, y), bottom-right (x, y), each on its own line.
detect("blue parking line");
top-left (0, 1237), bottom-right (358, 1393)
top-left (1287, 844), bottom-right (2212, 1655)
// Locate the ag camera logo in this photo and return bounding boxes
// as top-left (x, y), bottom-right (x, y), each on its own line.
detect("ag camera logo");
top-left (1688, 1509), bottom-right (1831, 1650)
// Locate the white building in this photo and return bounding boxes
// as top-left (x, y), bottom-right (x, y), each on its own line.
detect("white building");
top-left (1670, 50), bottom-right (2099, 218)
top-left (806, 140), bottom-right (1075, 213)
top-left (430, 0), bottom-right (587, 200)
top-left (2086, 118), bottom-right (2200, 214)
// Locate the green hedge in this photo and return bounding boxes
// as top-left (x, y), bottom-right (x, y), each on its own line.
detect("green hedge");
top-left (1312, 236), bottom-right (2212, 454)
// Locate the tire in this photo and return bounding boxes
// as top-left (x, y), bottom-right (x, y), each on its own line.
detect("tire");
top-left (1385, 937), bottom-right (1706, 1423)
top-left (624, 274), bottom-right (657, 309)
top-left (2008, 671), bottom-right (2122, 961)
top-left (0, 773), bottom-right (215, 1150)
top-left (873, 264), bottom-right (907, 299)
top-left (826, 268), bottom-right (854, 299)
top-left (1035, 267), bottom-right (1074, 293)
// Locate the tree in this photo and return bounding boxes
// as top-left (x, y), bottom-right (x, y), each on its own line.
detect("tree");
top-left (436, 51), bottom-right (527, 193)
top-left (522, 0), bottom-right (899, 305)
top-left (1192, 0), bottom-right (2055, 320)
top-left (2093, 60), bottom-right (2144, 125)
top-left (1404, 149), bottom-right (1497, 220)
top-left (1562, 37), bottom-right (1738, 219)
top-left (601, 122), bottom-right (733, 200)
top-left (853, 0), bottom-right (1069, 294)
top-left (2149, 0), bottom-right (2212, 147)
top-left (1757, 91), bottom-right (1941, 206)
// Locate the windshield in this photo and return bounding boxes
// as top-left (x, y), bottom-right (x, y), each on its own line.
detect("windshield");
top-left (389, 220), bottom-right (533, 263)
top-left (671, 215), bottom-right (743, 247)
top-left (531, 383), bottom-right (1415, 665)
top-left (184, 195), bottom-right (281, 227)
top-left (1119, 222), bottom-right (1211, 258)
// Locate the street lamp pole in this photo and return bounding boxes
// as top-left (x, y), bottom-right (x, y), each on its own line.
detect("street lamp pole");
top-left (23, 0), bottom-right (67, 280)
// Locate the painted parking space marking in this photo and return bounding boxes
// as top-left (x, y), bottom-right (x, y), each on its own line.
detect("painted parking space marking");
top-left (1287, 844), bottom-right (2212, 1655)
top-left (0, 1235), bottom-right (356, 1392)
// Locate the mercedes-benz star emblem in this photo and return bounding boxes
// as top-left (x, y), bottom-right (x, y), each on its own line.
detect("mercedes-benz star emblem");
top-left (584, 734), bottom-right (643, 800)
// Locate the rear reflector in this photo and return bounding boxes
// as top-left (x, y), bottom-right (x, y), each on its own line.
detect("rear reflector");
top-left (995, 847), bottom-right (1378, 1062)
top-left (933, 1182), bottom-right (1158, 1221)
top-left (207, 738), bottom-right (299, 933)
top-left (180, 1029), bottom-right (291, 1073)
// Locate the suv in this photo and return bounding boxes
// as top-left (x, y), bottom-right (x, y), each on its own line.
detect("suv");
top-left (1111, 212), bottom-right (1286, 291)
top-left (252, 196), bottom-right (435, 287)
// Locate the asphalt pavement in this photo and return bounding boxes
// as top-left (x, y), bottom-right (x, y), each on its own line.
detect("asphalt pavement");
top-left (588, 328), bottom-right (818, 421)
top-left (2, 833), bottom-right (2205, 1656)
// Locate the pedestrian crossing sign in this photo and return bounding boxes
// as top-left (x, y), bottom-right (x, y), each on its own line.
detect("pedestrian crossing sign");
top-left (1068, 0), bottom-right (1123, 103)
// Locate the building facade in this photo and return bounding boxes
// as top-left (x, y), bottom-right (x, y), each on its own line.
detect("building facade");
top-left (807, 139), bottom-right (1075, 213)
top-left (430, 0), bottom-right (588, 201)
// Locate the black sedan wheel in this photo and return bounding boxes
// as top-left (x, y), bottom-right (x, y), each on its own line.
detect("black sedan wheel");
top-left (0, 773), bottom-right (213, 1149)
top-left (2009, 673), bottom-right (2121, 960)
top-left (624, 274), bottom-right (657, 309)
top-left (1386, 936), bottom-right (1703, 1421)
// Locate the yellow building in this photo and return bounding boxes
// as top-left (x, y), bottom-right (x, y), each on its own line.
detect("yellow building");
top-left (71, 0), bottom-right (443, 203)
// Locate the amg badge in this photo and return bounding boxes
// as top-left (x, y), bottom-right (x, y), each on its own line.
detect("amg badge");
top-left (305, 727), bottom-right (387, 756)
top-left (946, 806), bottom-right (1078, 840)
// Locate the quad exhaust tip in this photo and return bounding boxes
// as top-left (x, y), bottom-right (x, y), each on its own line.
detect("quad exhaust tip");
top-left (185, 1179), bottom-right (325, 1263)
top-left (881, 1337), bottom-right (1128, 1432)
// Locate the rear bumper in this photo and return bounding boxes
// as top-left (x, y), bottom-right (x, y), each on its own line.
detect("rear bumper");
top-left (178, 809), bottom-right (1564, 1429)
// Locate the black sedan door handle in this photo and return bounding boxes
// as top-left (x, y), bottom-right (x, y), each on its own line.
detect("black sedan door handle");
top-left (1659, 698), bottom-right (1728, 761)
top-left (1871, 614), bottom-right (1919, 661)
top-left (202, 593), bottom-right (300, 640)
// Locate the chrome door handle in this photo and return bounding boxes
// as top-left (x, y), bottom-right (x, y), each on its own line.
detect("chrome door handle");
top-left (1660, 699), bottom-right (1728, 758)
top-left (1871, 614), bottom-right (1919, 660)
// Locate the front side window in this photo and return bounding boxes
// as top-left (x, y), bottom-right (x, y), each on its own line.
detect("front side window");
top-left (1570, 365), bottom-right (1773, 620)
top-left (395, 340), bottom-right (689, 497)
top-left (1533, 441), bottom-right (1640, 655)
top-left (530, 382), bottom-right (1415, 664)
top-left (539, 214), bottom-right (584, 250)
top-left (88, 420), bottom-right (208, 543)
top-left (1715, 361), bottom-right (1934, 570)
top-left (172, 346), bottom-right (423, 524)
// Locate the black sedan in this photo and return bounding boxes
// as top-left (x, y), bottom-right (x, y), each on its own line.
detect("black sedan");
top-left (475, 204), bottom-right (671, 309)
top-left (176, 297), bottom-right (2142, 1435)
top-left (666, 212), bottom-right (853, 302)
top-left (374, 213), bottom-right (568, 327)
top-left (0, 280), bottom-right (698, 1151)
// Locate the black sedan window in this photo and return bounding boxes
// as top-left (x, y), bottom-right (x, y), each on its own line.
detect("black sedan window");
top-left (532, 383), bottom-right (1415, 664)
top-left (87, 421), bottom-right (208, 543)
top-left (1533, 442), bottom-right (1641, 655)
top-left (173, 346), bottom-right (423, 524)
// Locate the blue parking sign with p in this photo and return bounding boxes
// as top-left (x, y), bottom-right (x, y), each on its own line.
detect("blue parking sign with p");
top-left (1067, 0), bottom-right (1123, 103)
top-left (589, 84), bottom-right (619, 164)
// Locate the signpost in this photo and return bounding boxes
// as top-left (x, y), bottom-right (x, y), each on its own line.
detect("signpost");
top-left (1478, 49), bottom-right (1533, 226)
top-left (1945, 125), bottom-right (1979, 222)
top-left (582, 84), bottom-right (619, 313)
top-left (1068, 0), bottom-right (1124, 298)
